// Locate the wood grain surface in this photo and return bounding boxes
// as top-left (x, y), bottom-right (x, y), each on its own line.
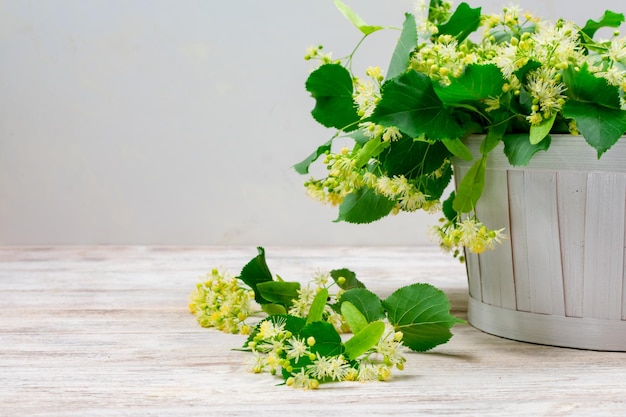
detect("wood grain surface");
top-left (1, 246), bottom-right (626, 417)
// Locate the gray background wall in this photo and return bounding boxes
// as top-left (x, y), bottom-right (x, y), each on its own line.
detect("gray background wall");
top-left (0, 0), bottom-right (622, 245)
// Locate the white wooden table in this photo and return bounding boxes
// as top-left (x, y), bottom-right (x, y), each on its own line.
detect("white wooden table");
top-left (2, 246), bottom-right (626, 416)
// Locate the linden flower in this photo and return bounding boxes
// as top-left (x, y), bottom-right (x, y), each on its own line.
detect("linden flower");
top-left (531, 20), bottom-right (583, 66)
top-left (365, 66), bottom-right (384, 82)
top-left (304, 45), bottom-right (334, 63)
top-left (285, 336), bottom-right (311, 362)
top-left (287, 285), bottom-right (316, 316)
top-left (374, 329), bottom-right (408, 369)
top-left (382, 126), bottom-right (402, 142)
top-left (607, 36), bottom-right (626, 63)
top-left (525, 67), bottom-right (567, 123)
top-left (286, 369), bottom-right (319, 390)
top-left (257, 318), bottom-right (286, 339)
top-left (312, 269), bottom-right (330, 286)
top-left (483, 96), bottom-right (501, 112)
top-left (353, 77), bottom-right (379, 117)
top-left (360, 122), bottom-right (385, 139)
top-left (397, 190), bottom-right (428, 212)
top-left (326, 355), bottom-right (351, 381)
top-left (430, 217), bottom-right (506, 256)
top-left (356, 363), bottom-right (379, 382)
top-left (306, 352), bottom-right (334, 380)
top-left (491, 43), bottom-right (523, 79)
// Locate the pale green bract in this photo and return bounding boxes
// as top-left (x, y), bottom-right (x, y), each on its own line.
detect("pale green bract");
top-left (299, 0), bottom-right (626, 259)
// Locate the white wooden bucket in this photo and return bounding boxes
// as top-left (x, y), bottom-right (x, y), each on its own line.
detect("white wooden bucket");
top-left (454, 135), bottom-right (626, 351)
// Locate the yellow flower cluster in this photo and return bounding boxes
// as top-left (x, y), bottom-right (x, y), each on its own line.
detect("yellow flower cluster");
top-left (411, 34), bottom-right (478, 85)
top-left (303, 44), bottom-right (334, 64)
top-left (189, 268), bottom-right (255, 334)
top-left (430, 217), bottom-right (506, 259)
top-left (353, 67), bottom-right (384, 117)
top-left (304, 141), bottom-right (443, 215)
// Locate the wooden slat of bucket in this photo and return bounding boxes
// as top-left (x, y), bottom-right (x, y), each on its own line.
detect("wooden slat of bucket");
top-left (583, 172), bottom-right (626, 320)
top-left (556, 171), bottom-right (587, 318)
top-left (476, 169), bottom-right (516, 309)
top-left (523, 170), bottom-right (565, 316)
top-left (507, 170), bottom-right (531, 312)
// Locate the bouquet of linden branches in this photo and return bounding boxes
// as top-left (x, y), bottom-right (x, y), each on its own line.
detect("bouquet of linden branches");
top-left (296, 0), bottom-right (626, 258)
top-left (189, 248), bottom-right (461, 389)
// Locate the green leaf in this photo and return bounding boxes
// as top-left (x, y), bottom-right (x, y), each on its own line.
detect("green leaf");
top-left (562, 64), bottom-right (621, 108)
top-left (418, 163), bottom-right (453, 201)
top-left (371, 70), bottom-right (464, 141)
top-left (343, 321), bottom-right (385, 360)
top-left (257, 281), bottom-right (301, 307)
top-left (340, 301), bottom-right (369, 334)
top-left (383, 283), bottom-right (459, 352)
top-left (480, 114), bottom-right (509, 154)
top-left (354, 138), bottom-right (390, 167)
top-left (293, 138), bottom-right (333, 175)
top-left (561, 65), bottom-right (626, 156)
top-left (581, 10), bottom-right (625, 39)
top-left (261, 303), bottom-right (287, 316)
top-left (434, 64), bottom-right (505, 105)
top-left (330, 268), bottom-right (365, 290)
top-left (529, 112), bottom-right (556, 145)
top-left (563, 101), bottom-right (626, 157)
top-left (305, 64), bottom-right (360, 130)
top-left (334, 0), bottom-right (384, 35)
top-left (452, 155), bottom-right (487, 213)
top-left (381, 136), bottom-right (451, 178)
top-left (437, 2), bottom-right (481, 43)
top-left (238, 247), bottom-right (274, 304)
top-left (442, 137), bottom-right (472, 161)
top-left (335, 187), bottom-right (396, 224)
top-left (337, 288), bottom-right (386, 322)
top-left (502, 133), bottom-right (551, 166)
top-left (348, 129), bottom-right (371, 146)
top-left (307, 288), bottom-right (329, 324)
top-left (299, 321), bottom-right (344, 357)
top-left (387, 13), bottom-right (417, 80)
top-left (441, 191), bottom-right (457, 222)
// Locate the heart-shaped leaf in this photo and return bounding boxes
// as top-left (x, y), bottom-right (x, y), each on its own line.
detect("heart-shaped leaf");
top-left (299, 321), bottom-right (344, 357)
top-left (581, 10), bottom-right (625, 39)
top-left (437, 2), bottom-right (481, 43)
top-left (257, 281), bottom-right (301, 307)
top-left (335, 187), bottom-right (396, 224)
top-left (502, 133), bottom-right (551, 166)
top-left (238, 247), bottom-right (274, 304)
top-left (371, 70), bottom-right (464, 141)
top-left (306, 64), bottom-right (360, 130)
top-left (330, 268), bottom-right (365, 290)
top-left (337, 288), bottom-right (385, 322)
top-left (383, 283), bottom-right (460, 352)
